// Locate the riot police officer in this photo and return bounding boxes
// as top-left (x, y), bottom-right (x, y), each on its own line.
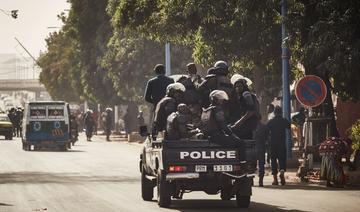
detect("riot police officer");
top-left (230, 74), bottom-right (260, 139)
top-left (166, 103), bottom-right (199, 140)
top-left (152, 83), bottom-right (185, 140)
top-left (177, 63), bottom-right (203, 126)
top-left (200, 90), bottom-right (239, 147)
top-left (198, 61), bottom-right (235, 109)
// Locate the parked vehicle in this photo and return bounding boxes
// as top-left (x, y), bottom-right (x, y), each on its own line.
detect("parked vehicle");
top-left (139, 127), bottom-right (256, 208)
top-left (22, 101), bottom-right (71, 151)
top-left (0, 113), bottom-right (13, 140)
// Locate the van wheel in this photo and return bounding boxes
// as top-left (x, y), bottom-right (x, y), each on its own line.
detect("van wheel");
top-left (236, 195), bottom-right (250, 208)
top-left (157, 170), bottom-right (171, 208)
top-left (141, 167), bottom-right (153, 201)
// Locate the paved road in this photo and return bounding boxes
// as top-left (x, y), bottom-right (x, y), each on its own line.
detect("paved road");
top-left (0, 134), bottom-right (359, 212)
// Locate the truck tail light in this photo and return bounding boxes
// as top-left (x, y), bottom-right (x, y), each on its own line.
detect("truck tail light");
top-left (169, 165), bottom-right (187, 172)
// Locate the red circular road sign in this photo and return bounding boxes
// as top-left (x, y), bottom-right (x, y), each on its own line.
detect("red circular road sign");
top-left (295, 75), bottom-right (327, 108)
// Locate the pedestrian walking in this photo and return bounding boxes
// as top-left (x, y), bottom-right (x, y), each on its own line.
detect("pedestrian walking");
top-left (104, 108), bottom-right (113, 141)
top-left (266, 106), bottom-right (290, 185)
top-left (254, 116), bottom-right (268, 187)
top-left (84, 110), bottom-right (95, 141)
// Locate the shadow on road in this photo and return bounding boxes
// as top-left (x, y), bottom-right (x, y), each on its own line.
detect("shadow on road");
top-left (169, 200), bottom-right (309, 212)
top-left (29, 149), bottom-right (86, 153)
top-left (0, 172), bottom-right (139, 185)
top-left (0, 202), bottom-right (13, 206)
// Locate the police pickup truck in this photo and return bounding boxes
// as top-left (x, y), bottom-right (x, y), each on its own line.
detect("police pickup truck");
top-left (139, 129), bottom-right (256, 208)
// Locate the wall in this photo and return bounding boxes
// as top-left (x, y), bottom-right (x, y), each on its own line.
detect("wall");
top-left (336, 99), bottom-right (360, 138)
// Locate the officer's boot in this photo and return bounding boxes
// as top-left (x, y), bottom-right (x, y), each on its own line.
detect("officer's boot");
top-left (279, 170), bottom-right (286, 186)
top-left (259, 176), bottom-right (264, 187)
top-left (272, 175), bottom-right (279, 185)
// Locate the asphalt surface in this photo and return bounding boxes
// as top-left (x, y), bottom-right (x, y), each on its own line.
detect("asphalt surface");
top-left (0, 133), bottom-right (359, 212)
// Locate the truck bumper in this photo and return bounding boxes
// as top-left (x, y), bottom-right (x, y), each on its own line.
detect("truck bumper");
top-left (166, 173), bottom-right (200, 180)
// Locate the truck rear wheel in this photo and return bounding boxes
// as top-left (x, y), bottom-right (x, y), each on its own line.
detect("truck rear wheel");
top-left (157, 170), bottom-right (171, 208)
top-left (141, 167), bottom-right (153, 201)
top-left (220, 189), bottom-right (232, 200)
top-left (236, 195), bottom-right (250, 208)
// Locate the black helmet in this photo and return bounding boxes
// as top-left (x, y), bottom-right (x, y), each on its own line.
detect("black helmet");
top-left (214, 60), bottom-right (228, 74)
top-left (177, 103), bottom-right (190, 114)
top-left (186, 63), bottom-right (197, 74)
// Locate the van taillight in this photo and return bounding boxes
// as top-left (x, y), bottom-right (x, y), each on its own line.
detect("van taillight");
top-left (169, 165), bottom-right (187, 172)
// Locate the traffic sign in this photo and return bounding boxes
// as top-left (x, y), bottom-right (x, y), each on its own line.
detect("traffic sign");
top-left (295, 75), bottom-right (327, 108)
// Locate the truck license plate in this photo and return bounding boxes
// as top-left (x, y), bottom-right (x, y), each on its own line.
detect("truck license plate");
top-left (213, 165), bottom-right (233, 172)
top-left (195, 165), bottom-right (207, 172)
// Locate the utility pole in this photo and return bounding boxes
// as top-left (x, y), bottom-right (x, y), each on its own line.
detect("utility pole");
top-left (165, 43), bottom-right (171, 76)
top-left (281, 0), bottom-right (292, 158)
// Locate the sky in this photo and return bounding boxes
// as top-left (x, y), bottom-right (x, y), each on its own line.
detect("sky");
top-left (0, 0), bottom-right (70, 58)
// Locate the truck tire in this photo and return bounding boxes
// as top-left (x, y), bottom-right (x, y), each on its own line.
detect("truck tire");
top-left (236, 195), bottom-right (250, 208)
top-left (220, 189), bottom-right (232, 200)
top-left (141, 167), bottom-right (153, 201)
top-left (157, 170), bottom-right (171, 208)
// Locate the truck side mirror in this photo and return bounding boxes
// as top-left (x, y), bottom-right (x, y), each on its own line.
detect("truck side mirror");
top-left (139, 125), bottom-right (149, 137)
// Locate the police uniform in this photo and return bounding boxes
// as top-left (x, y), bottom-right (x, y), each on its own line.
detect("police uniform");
top-left (200, 91), bottom-right (236, 147)
top-left (152, 97), bottom-right (177, 136)
top-left (198, 70), bottom-right (235, 108)
top-left (178, 75), bottom-right (203, 126)
top-left (232, 90), bottom-right (259, 139)
top-left (152, 83), bottom-right (185, 139)
top-left (166, 104), bottom-right (196, 140)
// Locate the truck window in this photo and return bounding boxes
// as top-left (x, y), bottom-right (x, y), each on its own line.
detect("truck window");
top-left (48, 106), bottom-right (64, 118)
top-left (30, 107), bottom-right (46, 119)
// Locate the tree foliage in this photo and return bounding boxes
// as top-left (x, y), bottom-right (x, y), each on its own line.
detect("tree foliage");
top-left (38, 0), bottom-right (360, 121)
top-left (38, 31), bottom-right (81, 102)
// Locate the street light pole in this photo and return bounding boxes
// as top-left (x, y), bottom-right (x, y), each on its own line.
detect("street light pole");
top-left (165, 43), bottom-right (171, 76)
top-left (281, 0), bottom-right (292, 158)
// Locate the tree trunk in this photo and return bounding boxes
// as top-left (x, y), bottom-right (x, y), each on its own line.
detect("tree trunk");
top-left (253, 64), bottom-right (271, 122)
top-left (125, 102), bottom-right (139, 133)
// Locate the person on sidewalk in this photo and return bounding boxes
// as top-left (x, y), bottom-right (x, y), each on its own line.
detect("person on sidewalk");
top-left (267, 106), bottom-right (290, 185)
top-left (104, 108), bottom-right (113, 141)
top-left (254, 115), bottom-right (268, 187)
top-left (84, 110), bottom-right (95, 141)
top-left (319, 137), bottom-right (349, 187)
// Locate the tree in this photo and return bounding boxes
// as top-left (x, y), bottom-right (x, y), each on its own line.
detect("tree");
top-left (111, 0), bottom-right (290, 118)
top-left (38, 31), bottom-right (81, 102)
top-left (66, 0), bottom-right (120, 104)
top-left (288, 0), bottom-right (360, 136)
top-left (104, 0), bottom-right (193, 104)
